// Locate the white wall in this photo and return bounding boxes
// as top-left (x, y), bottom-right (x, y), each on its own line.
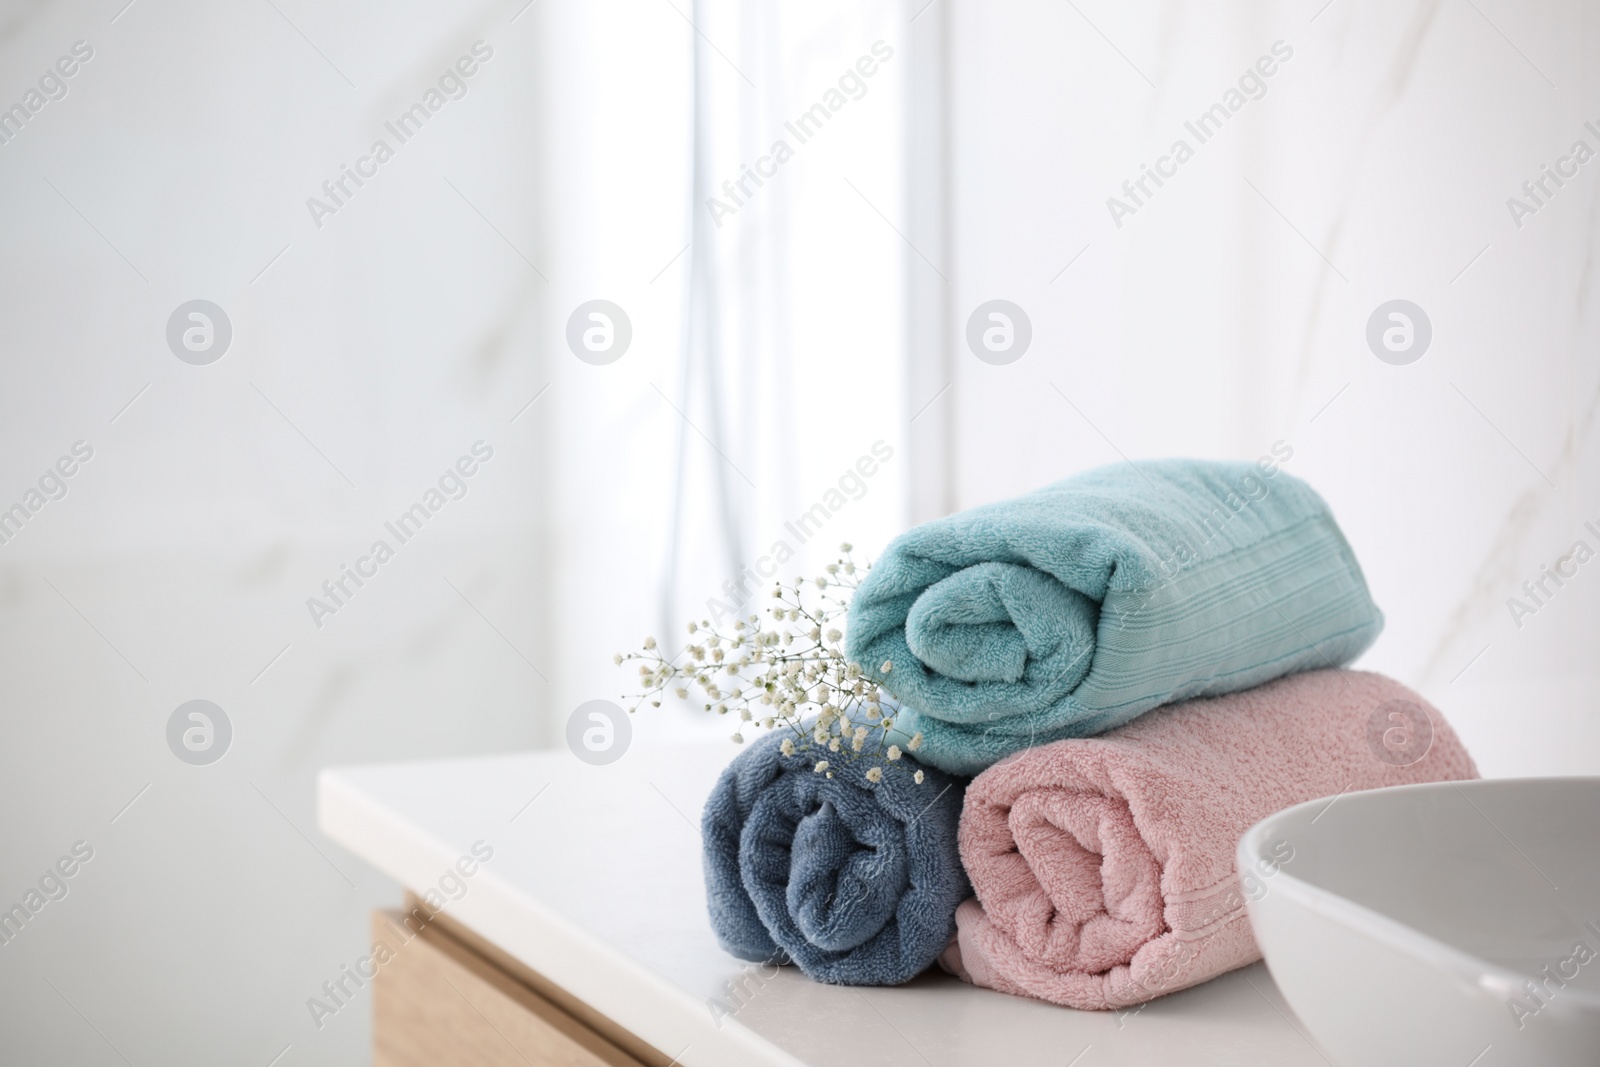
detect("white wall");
top-left (934, 0), bottom-right (1599, 777)
top-left (0, 0), bottom-right (908, 1063)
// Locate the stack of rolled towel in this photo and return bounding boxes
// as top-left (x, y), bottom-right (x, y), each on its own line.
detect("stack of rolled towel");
top-left (701, 458), bottom-right (1478, 1007)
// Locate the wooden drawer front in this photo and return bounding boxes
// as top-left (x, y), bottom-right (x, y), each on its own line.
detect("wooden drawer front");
top-left (371, 910), bottom-right (649, 1067)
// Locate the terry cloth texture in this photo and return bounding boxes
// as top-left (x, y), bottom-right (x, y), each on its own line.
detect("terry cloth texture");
top-left (702, 728), bottom-right (969, 985)
top-left (845, 458), bottom-right (1384, 774)
top-left (942, 670), bottom-right (1478, 1009)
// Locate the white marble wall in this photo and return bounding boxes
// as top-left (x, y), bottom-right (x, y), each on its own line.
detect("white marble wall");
top-left (0, 0), bottom-right (906, 1064)
top-left (1, 0), bottom-right (1594, 1063)
top-left (939, 0), bottom-right (1599, 778)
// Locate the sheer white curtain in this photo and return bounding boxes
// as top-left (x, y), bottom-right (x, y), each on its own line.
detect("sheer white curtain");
top-left (534, 0), bottom-right (908, 741)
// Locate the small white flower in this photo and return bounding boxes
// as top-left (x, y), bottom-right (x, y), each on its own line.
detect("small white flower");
top-left (829, 737), bottom-right (842, 752)
top-left (826, 563), bottom-right (839, 575)
top-left (731, 733), bottom-right (744, 743)
top-left (826, 628), bottom-right (842, 643)
top-left (674, 687), bottom-right (688, 699)
top-left (613, 653), bottom-right (624, 665)
top-left (740, 708), bottom-right (752, 721)
top-left (687, 621), bottom-right (698, 634)
top-left (908, 731), bottom-right (923, 751)
top-left (914, 770), bottom-right (925, 784)
top-left (814, 760), bottom-right (830, 773)
top-left (815, 576), bottom-right (828, 590)
top-left (865, 767), bottom-right (883, 783)
top-left (809, 626), bottom-right (822, 641)
top-left (780, 738), bottom-right (795, 756)
top-left (643, 636), bottom-right (657, 650)
top-left (840, 542), bottom-right (853, 552)
top-left (887, 745), bottom-right (902, 761)
top-left (880, 660), bottom-right (893, 674)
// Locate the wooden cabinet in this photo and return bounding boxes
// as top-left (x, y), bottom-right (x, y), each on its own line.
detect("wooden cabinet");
top-left (371, 900), bottom-right (673, 1067)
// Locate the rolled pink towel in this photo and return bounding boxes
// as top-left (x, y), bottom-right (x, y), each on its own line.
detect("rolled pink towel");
top-left (943, 670), bottom-right (1478, 1010)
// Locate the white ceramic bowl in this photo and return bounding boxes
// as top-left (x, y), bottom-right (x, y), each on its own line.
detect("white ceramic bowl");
top-left (1239, 777), bottom-right (1600, 1067)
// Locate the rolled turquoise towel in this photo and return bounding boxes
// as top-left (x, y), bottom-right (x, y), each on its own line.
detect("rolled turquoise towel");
top-left (845, 458), bottom-right (1383, 774)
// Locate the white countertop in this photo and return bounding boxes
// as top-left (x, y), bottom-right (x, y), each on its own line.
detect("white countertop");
top-left (317, 744), bottom-right (1333, 1067)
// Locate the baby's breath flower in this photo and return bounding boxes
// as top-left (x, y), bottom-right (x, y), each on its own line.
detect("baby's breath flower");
top-left (908, 731), bottom-right (923, 751)
top-left (914, 769), bottom-right (925, 784)
top-left (881, 660), bottom-right (893, 674)
top-left (615, 548), bottom-right (926, 783)
top-left (840, 542), bottom-right (852, 552)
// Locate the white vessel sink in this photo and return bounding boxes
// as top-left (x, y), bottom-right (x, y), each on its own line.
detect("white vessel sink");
top-left (1239, 777), bottom-right (1600, 1066)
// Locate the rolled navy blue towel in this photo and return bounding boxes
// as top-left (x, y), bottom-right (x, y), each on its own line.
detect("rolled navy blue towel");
top-left (701, 728), bottom-right (968, 985)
